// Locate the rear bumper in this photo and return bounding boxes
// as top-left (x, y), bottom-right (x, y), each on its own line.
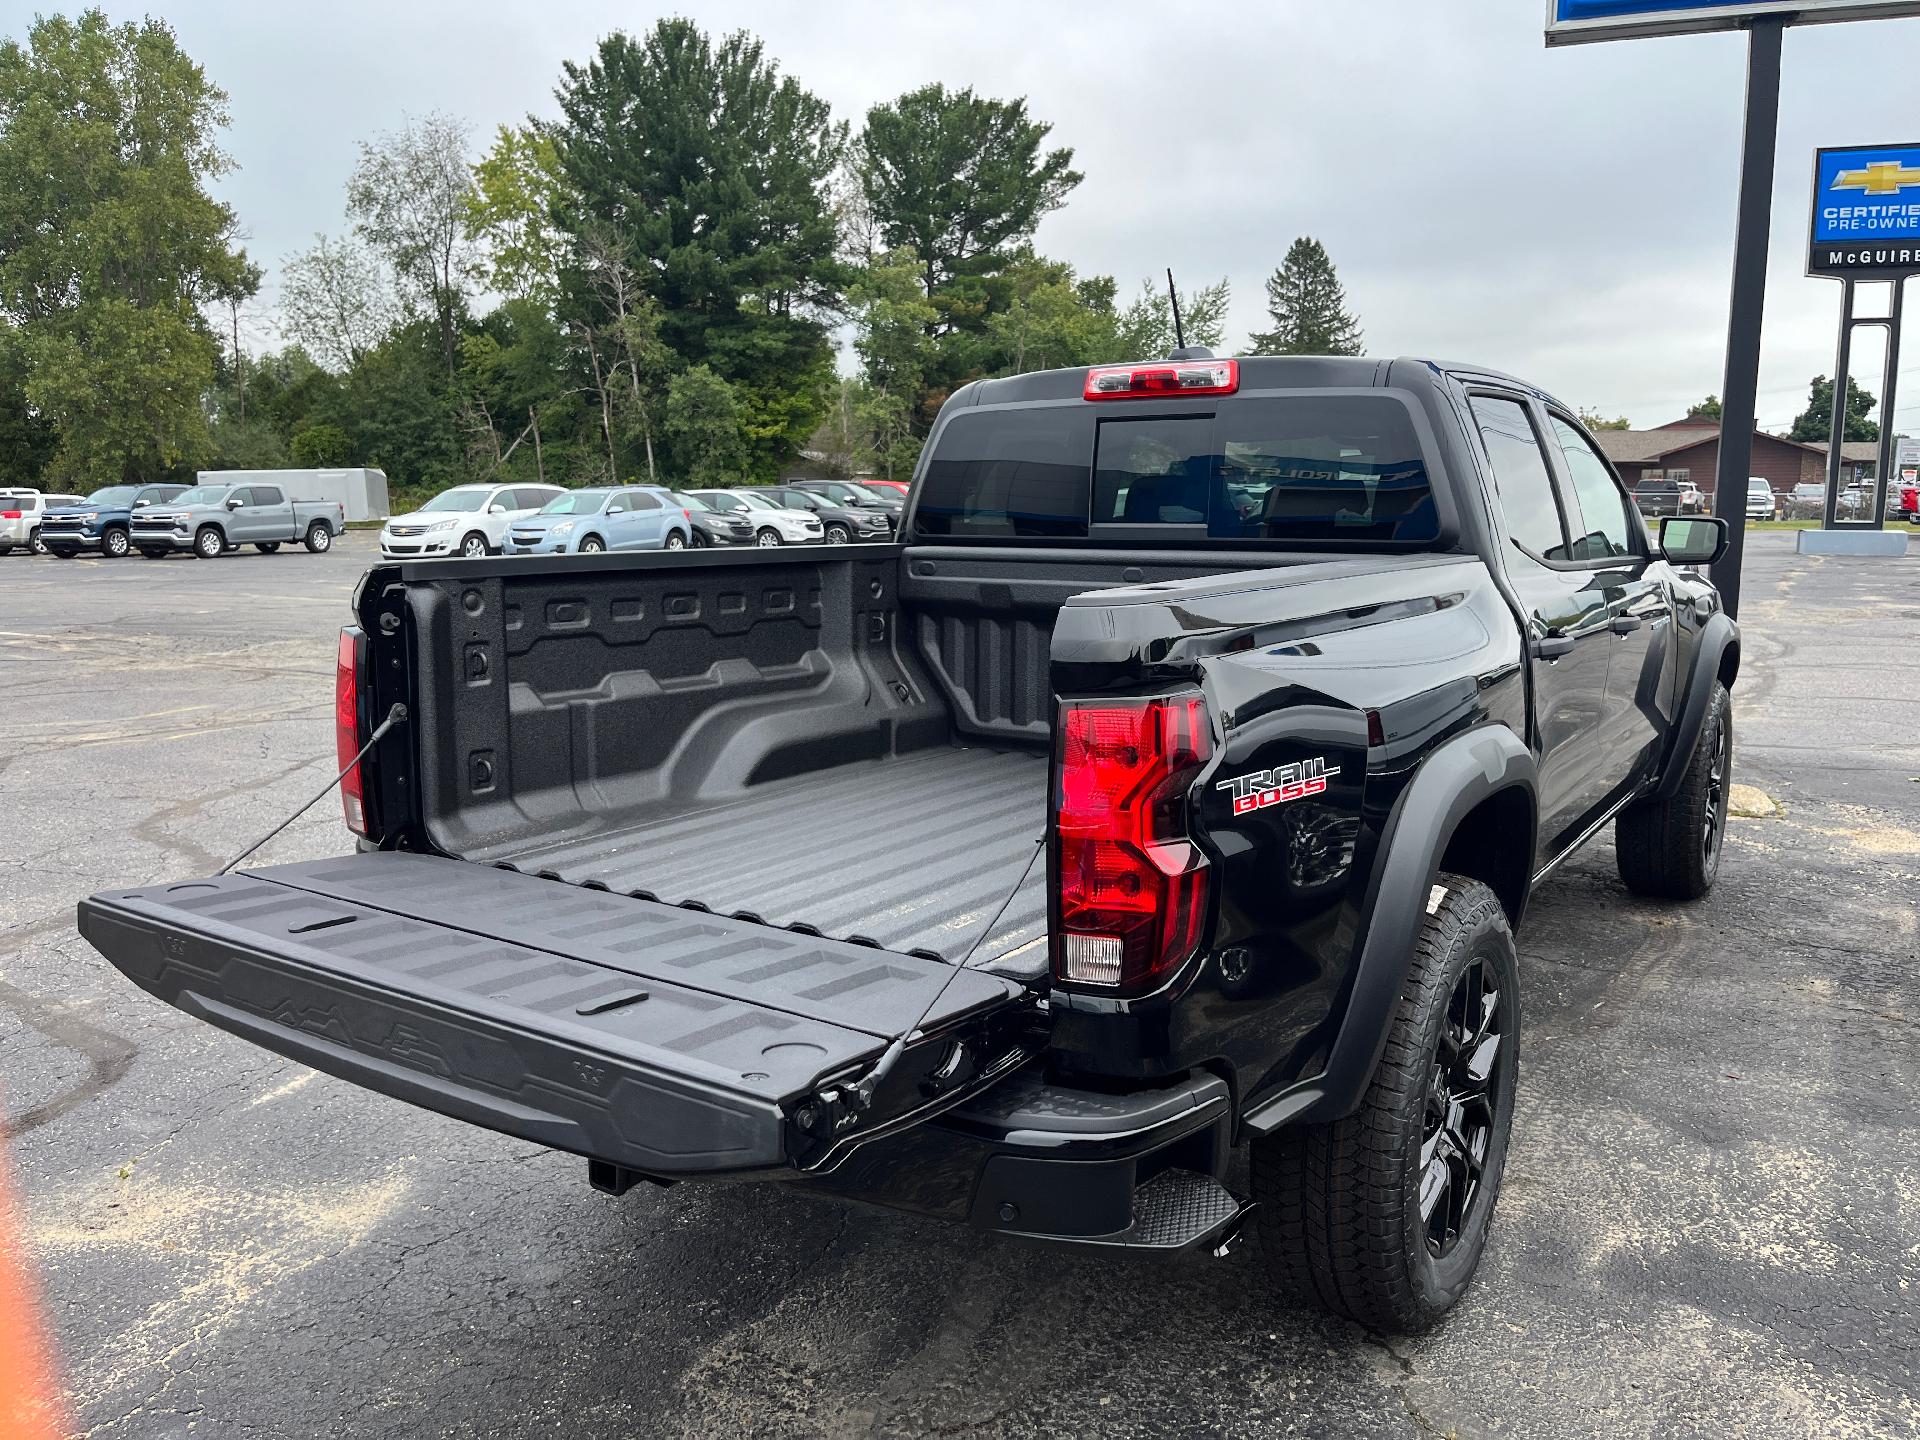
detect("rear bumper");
top-left (799, 1064), bottom-right (1246, 1253)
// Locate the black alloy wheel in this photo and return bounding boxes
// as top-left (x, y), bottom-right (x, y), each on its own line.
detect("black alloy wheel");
top-left (1420, 955), bottom-right (1508, 1260)
top-left (1702, 713), bottom-right (1730, 869)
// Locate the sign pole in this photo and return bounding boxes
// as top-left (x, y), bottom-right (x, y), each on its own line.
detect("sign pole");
top-left (1872, 277), bottom-right (1902, 526)
top-left (1709, 15), bottom-right (1786, 620)
top-left (1824, 279), bottom-right (1855, 529)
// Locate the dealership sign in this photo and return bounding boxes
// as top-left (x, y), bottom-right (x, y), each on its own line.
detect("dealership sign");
top-left (1808, 144), bottom-right (1920, 275)
top-left (1547, 0), bottom-right (1920, 45)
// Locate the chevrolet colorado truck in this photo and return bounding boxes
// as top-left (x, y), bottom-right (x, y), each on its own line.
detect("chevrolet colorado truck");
top-left (78, 354), bottom-right (1739, 1333)
top-left (130, 481), bottom-right (346, 558)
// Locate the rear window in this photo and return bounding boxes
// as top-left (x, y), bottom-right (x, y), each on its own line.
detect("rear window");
top-left (916, 395), bottom-right (1438, 544)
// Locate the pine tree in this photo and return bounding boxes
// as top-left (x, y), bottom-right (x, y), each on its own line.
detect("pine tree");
top-left (1246, 237), bottom-right (1363, 357)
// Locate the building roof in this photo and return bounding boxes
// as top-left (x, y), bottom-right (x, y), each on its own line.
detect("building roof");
top-left (1593, 429), bottom-right (1691, 464)
top-left (1592, 423), bottom-right (1881, 467)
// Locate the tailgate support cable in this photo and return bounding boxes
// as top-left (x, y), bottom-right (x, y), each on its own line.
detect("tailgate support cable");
top-left (217, 704), bottom-right (409, 875)
top-left (849, 835), bottom-right (1046, 1111)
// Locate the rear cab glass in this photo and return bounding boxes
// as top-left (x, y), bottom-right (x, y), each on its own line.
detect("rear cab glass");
top-left (914, 391), bottom-right (1442, 546)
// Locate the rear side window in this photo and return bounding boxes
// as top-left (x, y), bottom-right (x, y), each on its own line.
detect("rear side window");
top-left (915, 407), bottom-right (1094, 538)
top-left (250, 486), bottom-right (284, 506)
top-left (1471, 396), bottom-right (1568, 562)
top-left (628, 492), bottom-right (661, 511)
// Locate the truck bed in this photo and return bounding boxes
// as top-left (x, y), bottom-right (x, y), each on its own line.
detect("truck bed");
top-left (473, 745), bottom-right (1049, 973)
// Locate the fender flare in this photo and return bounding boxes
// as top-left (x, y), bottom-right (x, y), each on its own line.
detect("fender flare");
top-left (1246, 724), bottom-right (1536, 1133)
top-left (1655, 612), bottom-right (1739, 800)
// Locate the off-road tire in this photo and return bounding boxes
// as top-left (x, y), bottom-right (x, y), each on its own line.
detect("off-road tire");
top-left (303, 523), bottom-right (332, 553)
top-left (194, 526), bottom-right (224, 559)
top-left (255, 541), bottom-right (281, 554)
top-left (101, 526), bottom-right (130, 558)
top-left (1616, 682), bottom-right (1730, 901)
top-left (1251, 875), bottom-right (1518, 1334)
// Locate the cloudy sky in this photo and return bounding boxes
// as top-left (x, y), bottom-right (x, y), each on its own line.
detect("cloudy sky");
top-left (65, 0), bottom-right (1920, 432)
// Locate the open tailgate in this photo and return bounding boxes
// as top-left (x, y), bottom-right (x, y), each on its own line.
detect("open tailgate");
top-left (78, 853), bottom-right (1032, 1175)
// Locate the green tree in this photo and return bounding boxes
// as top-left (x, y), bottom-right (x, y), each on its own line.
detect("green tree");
top-left (1578, 409), bottom-right (1631, 431)
top-left (466, 123), bottom-right (569, 304)
top-left (856, 84), bottom-right (1082, 307)
top-left (289, 422), bottom-right (352, 467)
top-left (278, 234), bottom-right (393, 372)
top-left (1687, 395), bottom-right (1722, 421)
top-left (1790, 375), bottom-right (1879, 444)
top-left (664, 365), bottom-right (750, 487)
top-left (554, 20), bottom-right (845, 478)
top-left (0, 11), bottom-right (256, 482)
top-left (348, 111), bottom-right (481, 379)
top-left (1246, 237), bottom-right (1363, 356)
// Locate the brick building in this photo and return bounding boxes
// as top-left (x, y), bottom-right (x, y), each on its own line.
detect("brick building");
top-left (1595, 420), bottom-right (1878, 498)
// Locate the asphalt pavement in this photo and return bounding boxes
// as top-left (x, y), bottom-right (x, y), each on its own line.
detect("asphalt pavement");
top-left (1, 532), bottom-right (1916, 1439)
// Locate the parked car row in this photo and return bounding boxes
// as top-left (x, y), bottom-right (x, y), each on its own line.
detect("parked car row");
top-left (0, 477), bottom-right (911, 563)
top-left (0, 483), bottom-right (345, 558)
top-left (379, 479), bottom-right (907, 560)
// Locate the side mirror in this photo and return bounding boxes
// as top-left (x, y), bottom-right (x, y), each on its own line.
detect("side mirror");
top-left (133, 498), bottom-right (149, 508)
top-left (1659, 515), bottom-right (1727, 567)
top-left (225, 495), bottom-right (244, 510)
top-left (489, 503), bottom-right (507, 514)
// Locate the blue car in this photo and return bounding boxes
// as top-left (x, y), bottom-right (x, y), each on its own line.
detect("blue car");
top-left (502, 486), bottom-right (693, 556)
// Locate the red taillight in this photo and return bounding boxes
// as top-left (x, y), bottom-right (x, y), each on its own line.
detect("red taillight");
top-left (1053, 695), bottom-right (1212, 992)
top-left (335, 627), bottom-right (369, 836)
top-left (0, 511), bottom-right (19, 520)
top-left (1084, 358), bottom-right (1238, 401)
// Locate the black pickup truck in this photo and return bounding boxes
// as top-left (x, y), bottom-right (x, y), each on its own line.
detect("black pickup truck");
top-left (79, 354), bottom-right (1738, 1333)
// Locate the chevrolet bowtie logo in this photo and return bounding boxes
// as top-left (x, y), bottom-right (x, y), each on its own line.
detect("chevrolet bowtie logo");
top-left (1833, 161), bottom-right (1920, 196)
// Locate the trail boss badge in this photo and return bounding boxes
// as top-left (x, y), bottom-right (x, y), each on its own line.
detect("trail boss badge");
top-left (1218, 757), bottom-right (1340, 816)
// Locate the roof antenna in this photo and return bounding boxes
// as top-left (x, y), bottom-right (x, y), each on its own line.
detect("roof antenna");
top-left (1165, 269), bottom-right (1213, 360)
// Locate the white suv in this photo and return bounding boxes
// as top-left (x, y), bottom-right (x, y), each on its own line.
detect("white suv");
top-left (380, 483), bottom-right (564, 560)
top-left (0, 490), bottom-right (84, 555)
top-left (687, 489), bottom-right (824, 546)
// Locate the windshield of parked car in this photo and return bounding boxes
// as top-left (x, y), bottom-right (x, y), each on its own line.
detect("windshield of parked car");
top-left (732, 492), bottom-right (783, 512)
top-left (691, 491), bottom-right (748, 512)
top-left (672, 492), bottom-right (713, 512)
top-left (1748, 480), bottom-right (1771, 492)
top-left (419, 489), bottom-right (489, 512)
top-left (917, 394), bottom-right (1440, 545)
top-left (774, 490), bottom-right (825, 511)
top-left (83, 486), bottom-right (139, 507)
top-left (539, 490), bottom-right (609, 515)
top-left (170, 487), bottom-right (230, 506)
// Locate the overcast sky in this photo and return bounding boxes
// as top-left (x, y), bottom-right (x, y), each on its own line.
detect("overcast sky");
top-left (63, 0), bottom-right (1920, 432)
